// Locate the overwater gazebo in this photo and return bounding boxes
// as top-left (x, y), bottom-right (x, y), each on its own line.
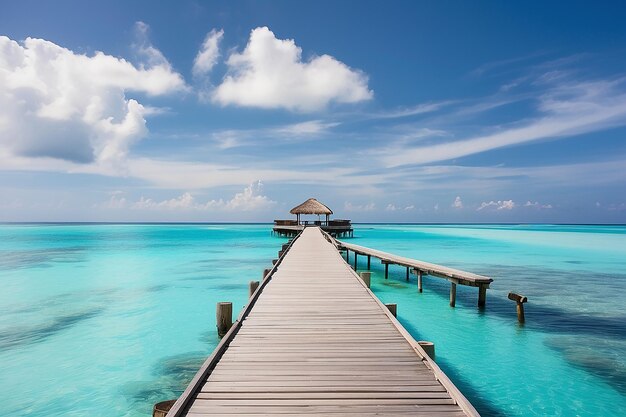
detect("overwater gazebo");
top-left (290, 198), bottom-right (333, 226)
top-left (273, 198), bottom-right (353, 237)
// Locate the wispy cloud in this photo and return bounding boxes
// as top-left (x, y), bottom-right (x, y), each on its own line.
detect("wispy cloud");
top-left (379, 77), bottom-right (626, 167)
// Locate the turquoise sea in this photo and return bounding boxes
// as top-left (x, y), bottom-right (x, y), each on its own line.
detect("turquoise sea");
top-left (0, 224), bottom-right (625, 416)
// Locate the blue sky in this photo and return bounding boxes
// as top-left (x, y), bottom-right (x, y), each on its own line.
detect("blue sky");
top-left (1, 0), bottom-right (625, 222)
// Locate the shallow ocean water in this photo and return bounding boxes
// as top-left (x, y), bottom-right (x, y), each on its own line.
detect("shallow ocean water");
top-left (0, 224), bottom-right (625, 416)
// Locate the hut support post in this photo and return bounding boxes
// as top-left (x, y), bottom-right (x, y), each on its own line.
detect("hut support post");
top-left (354, 253), bottom-right (358, 270)
top-left (406, 267), bottom-right (410, 281)
top-left (384, 262), bottom-right (389, 279)
top-left (367, 255), bottom-right (371, 270)
top-left (449, 282), bottom-right (457, 307)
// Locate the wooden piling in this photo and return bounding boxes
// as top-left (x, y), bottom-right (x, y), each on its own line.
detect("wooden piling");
top-left (508, 292), bottom-right (528, 323)
top-left (153, 399), bottom-right (176, 417)
top-left (406, 266), bottom-right (410, 281)
top-left (354, 253), bottom-right (358, 270)
top-left (367, 255), bottom-right (371, 270)
top-left (249, 280), bottom-right (259, 298)
top-left (418, 341), bottom-right (435, 360)
top-left (417, 270), bottom-right (423, 293)
top-left (346, 249), bottom-right (349, 262)
top-left (278, 250), bottom-right (284, 258)
top-left (384, 262), bottom-right (389, 279)
top-left (450, 282), bottom-right (457, 307)
top-left (358, 271), bottom-right (371, 288)
top-left (272, 259), bottom-right (278, 265)
top-left (216, 302), bottom-right (233, 338)
top-left (478, 285), bottom-right (487, 307)
top-left (385, 303), bottom-right (397, 317)
top-left (263, 268), bottom-right (271, 280)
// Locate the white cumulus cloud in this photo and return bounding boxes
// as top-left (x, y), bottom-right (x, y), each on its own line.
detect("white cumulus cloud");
top-left (477, 200), bottom-right (516, 211)
top-left (344, 202), bottom-right (376, 212)
top-left (126, 181), bottom-right (275, 211)
top-left (212, 27), bottom-right (372, 112)
top-left (0, 27), bottom-right (185, 165)
top-left (452, 196), bottom-right (463, 209)
top-left (524, 201), bottom-right (553, 209)
top-left (193, 29), bottom-right (224, 76)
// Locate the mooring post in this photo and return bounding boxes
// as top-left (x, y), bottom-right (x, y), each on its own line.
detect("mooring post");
top-left (418, 341), bottom-right (435, 360)
top-left (272, 259), bottom-right (278, 265)
top-left (367, 255), bottom-right (371, 270)
top-left (385, 303), bottom-right (397, 317)
top-left (278, 250), bottom-right (284, 258)
top-left (153, 399), bottom-right (176, 417)
top-left (354, 253), bottom-right (358, 270)
top-left (449, 282), bottom-right (457, 307)
top-left (384, 262), bottom-right (389, 279)
top-left (263, 268), bottom-right (271, 280)
top-left (417, 270), bottom-right (423, 293)
top-left (478, 284), bottom-right (487, 307)
top-left (216, 302), bottom-right (233, 338)
top-left (406, 266), bottom-right (410, 281)
top-left (249, 280), bottom-right (259, 298)
top-left (508, 292), bottom-right (528, 323)
top-left (346, 249), bottom-right (349, 262)
top-left (359, 271), bottom-right (371, 288)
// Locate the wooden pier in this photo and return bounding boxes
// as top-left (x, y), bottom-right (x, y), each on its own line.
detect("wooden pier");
top-left (337, 240), bottom-right (493, 307)
top-left (166, 227), bottom-right (479, 416)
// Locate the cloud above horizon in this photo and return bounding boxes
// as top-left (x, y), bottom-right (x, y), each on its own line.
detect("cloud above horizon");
top-left (211, 27), bottom-right (372, 112)
top-left (0, 24), bottom-right (186, 165)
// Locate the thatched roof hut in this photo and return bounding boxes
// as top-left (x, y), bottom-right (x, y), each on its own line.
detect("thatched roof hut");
top-left (290, 198), bottom-right (333, 215)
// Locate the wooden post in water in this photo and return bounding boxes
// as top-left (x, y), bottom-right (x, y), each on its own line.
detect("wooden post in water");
top-left (272, 259), bottom-right (278, 265)
top-left (384, 262), bottom-right (389, 279)
top-left (359, 271), bottom-right (371, 288)
top-left (367, 255), bottom-right (371, 270)
top-left (508, 292), bottom-right (528, 323)
top-left (346, 249), bottom-right (349, 262)
top-left (354, 253), bottom-right (358, 270)
top-left (153, 399), bottom-right (176, 417)
top-left (385, 303), bottom-right (397, 317)
top-left (263, 268), bottom-right (271, 281)
top-left (417, 270), bottom-right (423, 293)
top-left (478, 284), bottom-right (487, 307)
top-left (278, 250), bottom-right (284, 258)
top-left (449, 282), bottom-right (457, 307)
top-left (216, 302), bottom-right (233, 338)
top-left (418, 341), bottom-right (435, 360)
top-left (249, 280), bottom-right (259, 298)
top-left (406, 266), bottom-right (410, 281)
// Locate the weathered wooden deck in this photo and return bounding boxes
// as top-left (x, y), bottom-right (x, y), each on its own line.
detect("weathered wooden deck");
top-left (167, 226), bottom-right (479, 416)
top-left (337, 239), bottom-right (493, 307)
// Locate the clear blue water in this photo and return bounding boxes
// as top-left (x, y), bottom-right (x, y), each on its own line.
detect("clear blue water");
top-left (0, 224), bottom-right (625, 416)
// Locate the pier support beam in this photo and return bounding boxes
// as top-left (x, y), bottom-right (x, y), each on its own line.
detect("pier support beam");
top-left (249, 280), bottom-right (259, 298)
top-left (449, 282), bottom-right (457, 307)
top-left (417, 270), bottom-right (423, 293)
top-left (263, 268), bottom-right (271, 281)
top-left (367, 255), bottom-right (371, 270)
top-left (359, 271), bottom-right (371, 288)
top-left (418, 341), bottom-right (435, 360)
top-left (354, 253), bottom-right (358, 270)
top-left (216, 302), bottom-right (233, 338)
top-left (406, 267), bottom-right (410, 281)
top-left (385, 303), bottom-right (397, 317)
top-left (478, 285), bottom-right (487, 307)
top-left (508, 292), bottom-right (528, 323)
top-left (384, 262), bottom-right (389, 279)
top-left (346, 249), bottom-right (349, 262)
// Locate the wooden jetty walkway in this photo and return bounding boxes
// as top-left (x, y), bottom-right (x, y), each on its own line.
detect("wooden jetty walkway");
top-left (166, 226), bottom-right (480, 416)
top-left (337, 240), bottom-right (493, 308)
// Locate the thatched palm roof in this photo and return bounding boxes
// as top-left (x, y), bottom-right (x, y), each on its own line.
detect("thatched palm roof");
top-left (290, 198), bottom-right (333, 215)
